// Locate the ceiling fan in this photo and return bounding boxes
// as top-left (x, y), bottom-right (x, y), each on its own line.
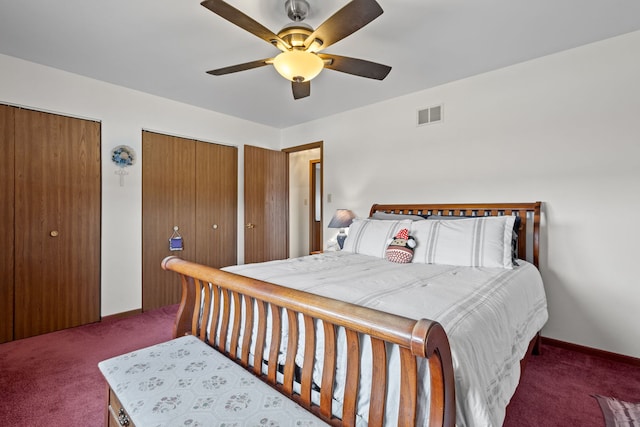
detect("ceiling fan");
top-left (201, 0), bottom-right (392, 99)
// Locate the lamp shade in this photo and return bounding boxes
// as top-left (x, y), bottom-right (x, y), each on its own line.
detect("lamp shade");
top-left (328, 209), bottom-right (356, 229)
top-left (273, 50), bottom-right (324, 82)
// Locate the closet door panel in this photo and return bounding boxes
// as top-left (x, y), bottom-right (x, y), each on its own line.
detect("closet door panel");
top-left (194, 142), bottom-right (238, 268)
top-left (14, 109), bottom-right (101, 339)
top-left (0, 105), bottom-right (15, 343)
top-left (142, 131), bottom-right (196, 311)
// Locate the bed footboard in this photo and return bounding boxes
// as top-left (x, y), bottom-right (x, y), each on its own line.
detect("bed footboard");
top-left (162, 256), bottom-right (455, 427)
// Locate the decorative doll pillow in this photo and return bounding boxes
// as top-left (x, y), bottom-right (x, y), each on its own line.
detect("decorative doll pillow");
top-left (342, 219), bottom-right (412, 258)
top-left (385, 228), bottom-right (416, 263)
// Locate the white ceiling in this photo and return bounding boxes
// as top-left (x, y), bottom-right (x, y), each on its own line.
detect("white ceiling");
top-left (1, 0), bottom-right (640, 129)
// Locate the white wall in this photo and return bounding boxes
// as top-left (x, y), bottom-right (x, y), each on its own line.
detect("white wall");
top-left (0, 53), bottom-right (281, 317)
top-left (282, 31), bottom-right (640, 358)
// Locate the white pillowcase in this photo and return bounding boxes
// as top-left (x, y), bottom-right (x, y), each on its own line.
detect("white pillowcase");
top-left (411, 216), bottom-right (516, 268)
top-left (342, 219), bottom-right (413, 258)
top-left (371, 212), bottom-right (425, 221)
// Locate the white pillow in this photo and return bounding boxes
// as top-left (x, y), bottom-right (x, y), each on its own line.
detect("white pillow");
top-left (342, 219), bottom-right (413, 258)
top-left (371, 212), bottom-right (425, 221)
top-left (410, 216), bottom-right (516, 268)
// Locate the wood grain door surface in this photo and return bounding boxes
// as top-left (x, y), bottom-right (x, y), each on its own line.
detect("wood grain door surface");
top-left (310, 159), bottom-right (322, 254)
top-left (0, 105), bottom-right (15, 343)
top-left (142, 131), bottom-right (196, 311)
top-left (194, 141), bottom-right (238, 268)
top-left (244, 145), bottom-right (288, 264)
top-left (142, 132), bottom-right (238, 311)
top-left (13, 108), bottom-right (101, 339)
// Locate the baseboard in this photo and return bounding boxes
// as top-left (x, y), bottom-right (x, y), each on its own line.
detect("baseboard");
top-left (101, 308), bottom-right (142, 322)
top-left (542, 336), bottom-right (640, 367)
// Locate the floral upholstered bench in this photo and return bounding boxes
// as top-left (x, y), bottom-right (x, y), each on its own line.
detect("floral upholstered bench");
top-left (98, 335), bottom-right (329, 427)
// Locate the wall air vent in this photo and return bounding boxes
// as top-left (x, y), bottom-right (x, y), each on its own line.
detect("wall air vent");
top-left (417, 104), bottom-right (443, 126)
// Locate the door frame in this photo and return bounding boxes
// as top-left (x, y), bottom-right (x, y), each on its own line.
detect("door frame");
top-left (309, 159), bottom-right (322, 253)
top-left (282, 141), bottom-right (323, 254)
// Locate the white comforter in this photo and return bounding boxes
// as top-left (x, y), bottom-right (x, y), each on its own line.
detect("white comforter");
top-left (224, 251), bottom-right (548, 427)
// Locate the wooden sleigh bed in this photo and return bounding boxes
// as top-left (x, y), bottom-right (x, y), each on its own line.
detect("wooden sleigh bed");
top-left (153, 202), bottom-right (544, 427)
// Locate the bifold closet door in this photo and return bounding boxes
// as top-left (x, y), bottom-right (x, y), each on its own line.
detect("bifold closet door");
top-left (142, 133), bottom-right (238, 311)
top-left (13, 108), bottom-right (101, 339)
top-left (0, 105), bottom-right (15, 343)
top-left (194, 141), bottom-right (238, 268)
top-left (142, 131), bottom-right (196, 311)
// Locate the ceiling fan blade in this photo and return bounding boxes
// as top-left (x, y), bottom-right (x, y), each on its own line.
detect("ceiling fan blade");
top-left (201, 0), bottom-right (290, 50)
top-left (303, 0), bottom-right (383, 51)
top-left (292, 80), bottom-right (311, 99)
top-left (206, 58), bottom-right (273, 75)
top-left (318, 54), bottom-right (391, 80)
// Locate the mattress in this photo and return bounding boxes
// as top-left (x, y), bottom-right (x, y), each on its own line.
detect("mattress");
top-left (223, 251), bottom-right (548, 426)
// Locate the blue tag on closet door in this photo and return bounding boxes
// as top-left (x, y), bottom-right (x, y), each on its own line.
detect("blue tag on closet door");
top-left (169, 226), bottom-right (184, 251)
top-left (169, 236), bottom-right (183, 251)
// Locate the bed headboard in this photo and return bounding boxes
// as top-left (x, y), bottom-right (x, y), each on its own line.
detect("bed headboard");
top-left (369, 202), bottom-right (542, 268)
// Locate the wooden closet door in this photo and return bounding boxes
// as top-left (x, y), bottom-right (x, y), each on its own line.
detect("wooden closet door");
top-left (244, 145), bottom-right (288, 264)
top-left (0, 105), bottom-right (15, 343)
top-left (194, 141), bottom-right (238, 268)
top-left (142, 131), bottom-right (196, 311)
top-left (13, 108), bottom-right (101, 339)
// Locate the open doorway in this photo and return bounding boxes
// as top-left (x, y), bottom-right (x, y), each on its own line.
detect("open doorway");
top-left (284, 142), bottom-right (323, 257)
top-left (309, 159), bottom-right (322, 253)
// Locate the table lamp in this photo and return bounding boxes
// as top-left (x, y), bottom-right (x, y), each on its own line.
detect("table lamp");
top-left (328, 209), bottom-right (356, 249)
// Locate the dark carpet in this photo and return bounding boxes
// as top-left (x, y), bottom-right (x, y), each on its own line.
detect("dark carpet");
top-left (504, 344), bottom-right (640, 427)
top-left (1, 305), bottom-right (638, 426)
top-left (0, 305), bottom-right (176, 427)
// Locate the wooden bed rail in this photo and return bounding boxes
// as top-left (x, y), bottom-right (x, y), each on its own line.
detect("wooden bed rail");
top-left (162, 256), bottom-right (455, 427)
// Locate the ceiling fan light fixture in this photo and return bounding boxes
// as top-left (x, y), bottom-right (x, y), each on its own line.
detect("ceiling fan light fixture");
top-left (273, 50), bottom-right (324, 82)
